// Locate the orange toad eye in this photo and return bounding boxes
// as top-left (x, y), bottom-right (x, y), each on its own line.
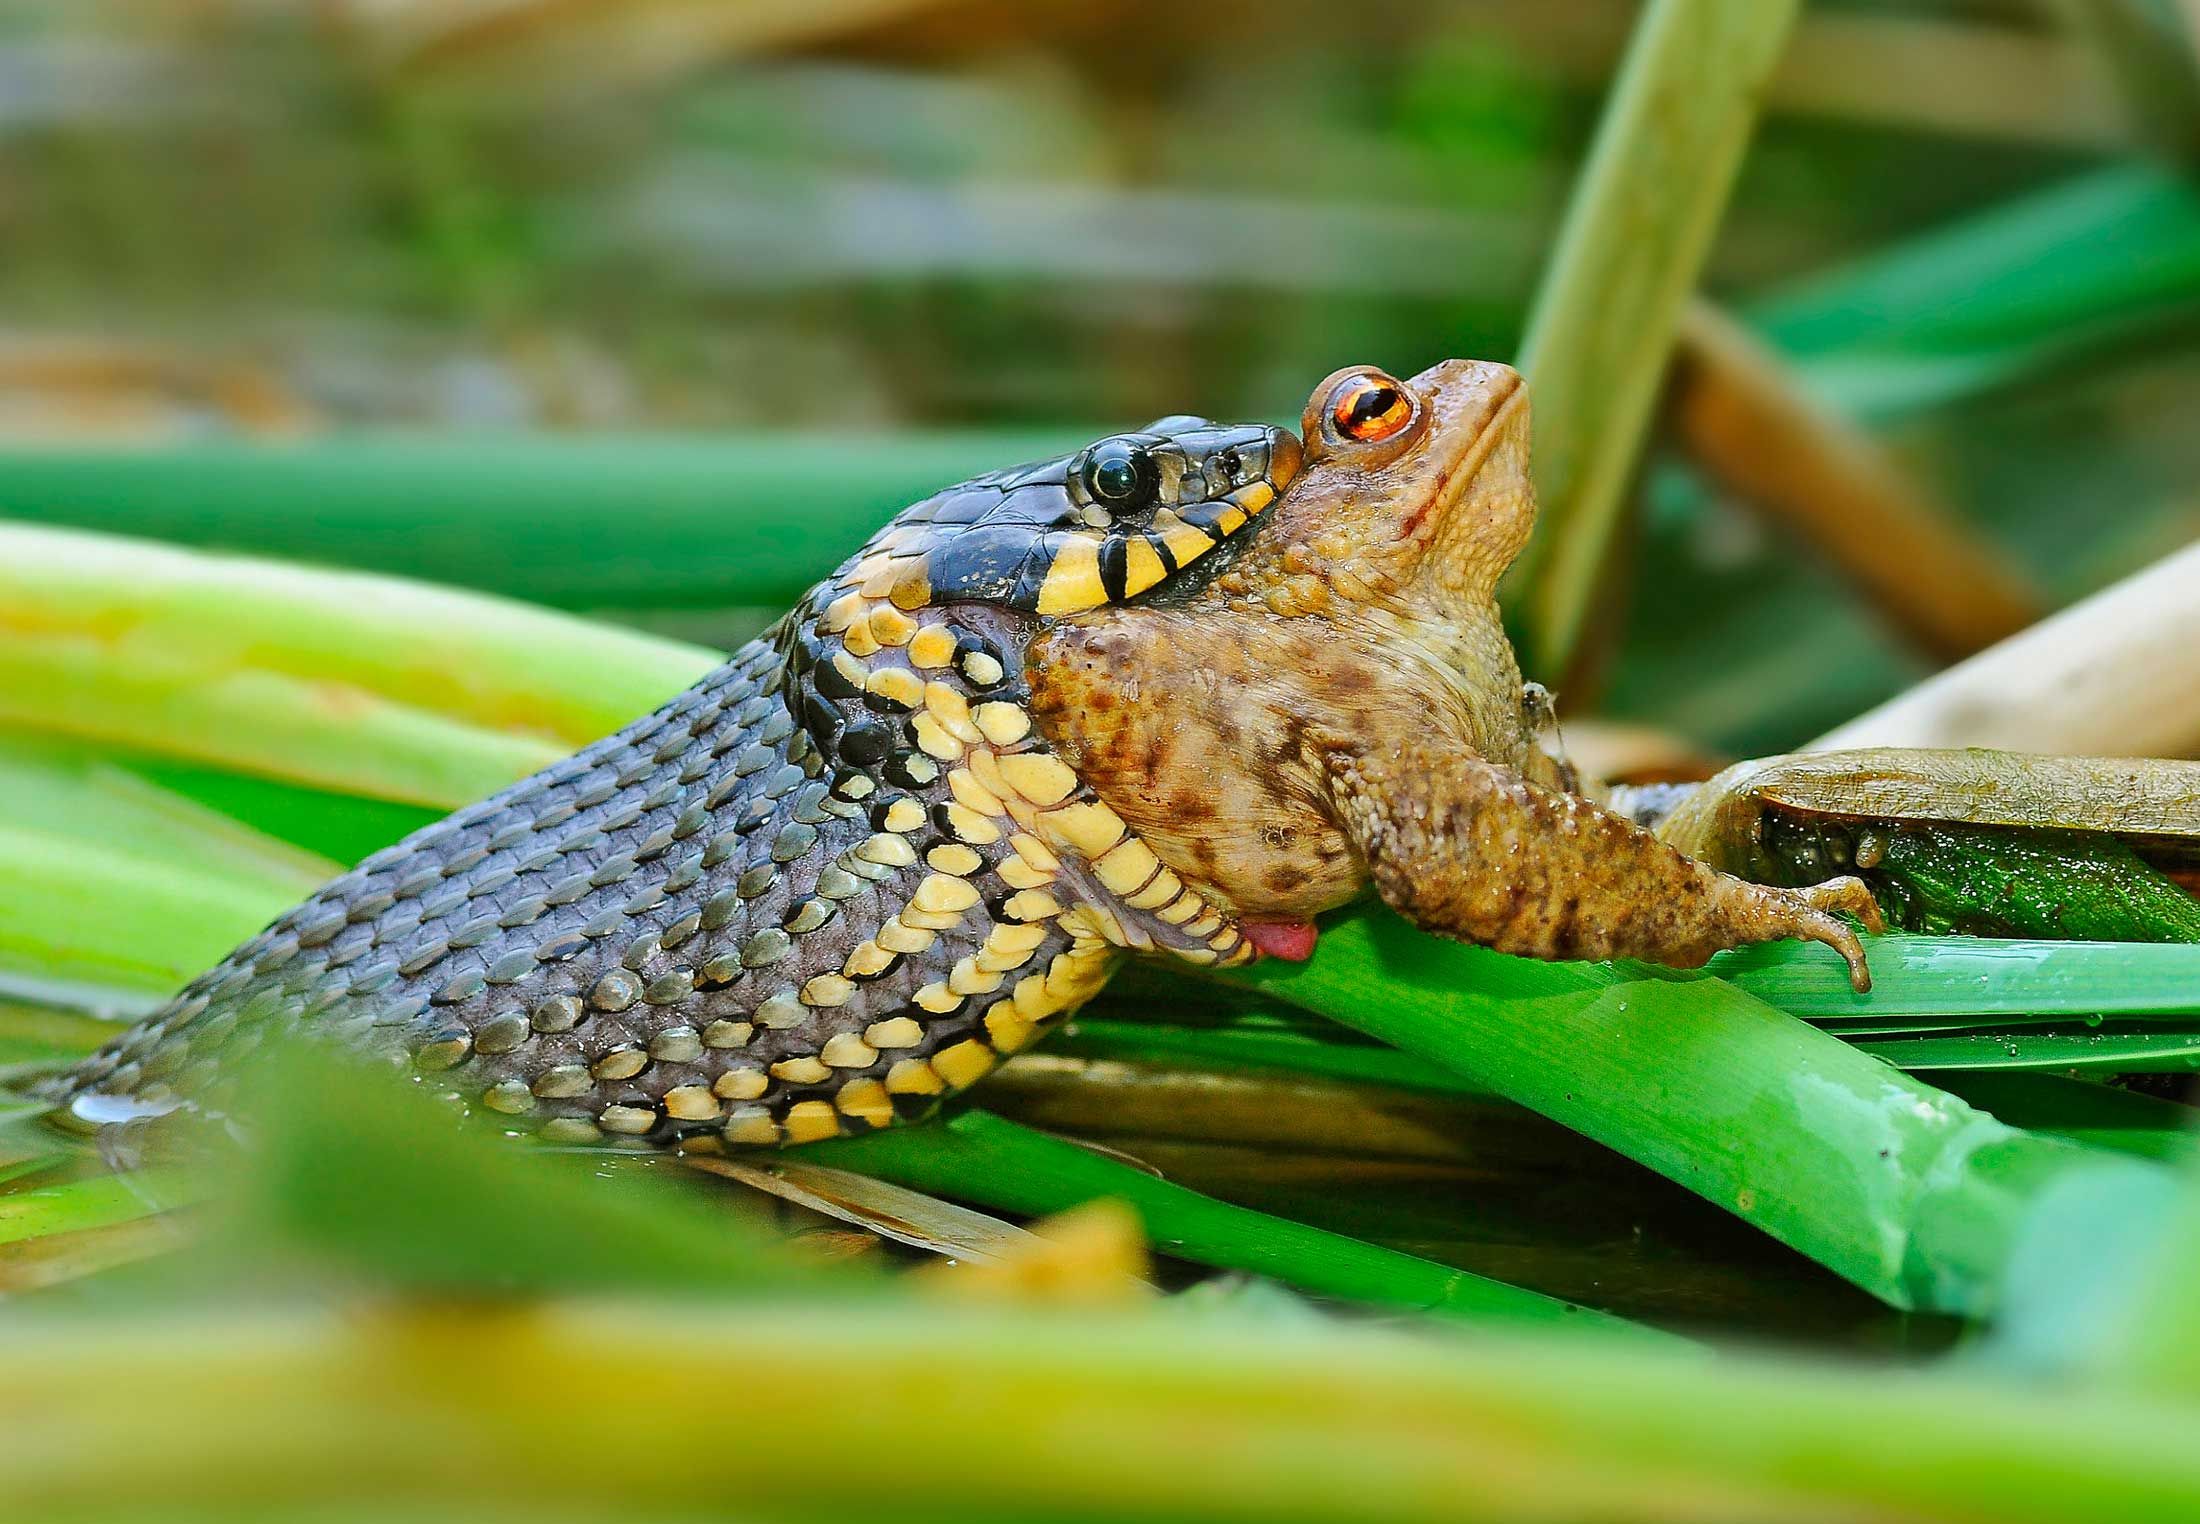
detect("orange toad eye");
top-left (1327, 372), bottom-right (1414, 444)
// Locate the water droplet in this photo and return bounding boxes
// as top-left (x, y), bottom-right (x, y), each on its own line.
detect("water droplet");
top-left (69, 1090), bottom-right (178, 1126)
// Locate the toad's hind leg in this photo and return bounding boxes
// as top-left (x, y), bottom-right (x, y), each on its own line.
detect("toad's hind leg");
top-left (1326, 738), bottom-right (1884, 991)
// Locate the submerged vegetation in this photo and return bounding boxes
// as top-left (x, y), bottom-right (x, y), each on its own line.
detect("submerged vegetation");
top-left (3, 0), bottom-right (2200, 1519)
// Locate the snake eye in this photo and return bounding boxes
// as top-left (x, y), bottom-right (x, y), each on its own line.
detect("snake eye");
top-left (1326, 372), bottom-right (1415, 444)
top-left (1079, 438), bottom-right (1158, 509)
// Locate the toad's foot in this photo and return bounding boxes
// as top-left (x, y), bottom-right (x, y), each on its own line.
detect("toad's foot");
top-left (1327, 738), bottom-right (1885, 993)
top-left (1718, 875), bottom-right (1885, 993)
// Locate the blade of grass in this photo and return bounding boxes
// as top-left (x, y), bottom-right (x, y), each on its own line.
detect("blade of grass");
top-left (1058, 1017), bottom-right (1485, 1099)
top-left (0, 824), bottom-right (302, 995)
top-left (120, 1045), bottom-right (857, 1301)
top-left (1025, 1039), bottom-right (2200, 1174)
top-left (1054, 1009), bottom-right (2200, 1136)
top-left (0, 997), bottom-right (120, 1069)
top-left (0, 524), bottom-right (715, 807)
top-left (810, 1108), bottom-right (1645, 1338)
top-left (123, 760), bottom-right (444, 869)
top-left (5, 1296), bottom-right (2200, 1522)
top-left (0, 1171), bottom-right (198, 1248)
top-left (1936, 1071), bottom-right (2196, 1163)
top-left (0, 1215), bottom-right (184, 1297)
top-left (2065, 1114), bottom-right (2200, 1397)
top-left (0, 738), bottom-right (338, 891)
top-left (1755, 163), bottom-right (2200, 417)
top-left (1812, 1010), bottom-right (2188, 1035)
top-left (1142, 925), bottom-right (2200, 1025)
top-left (1508, 0), bottom-right (1801, 674)
top-left (1988, 1061), bottom-right (2200, 1391)
top-left (0, 739), bottom-right (331, 995)
top-left (1710, 934), bottom-right (2200, 1019)
top-left (0, 1099), bottom-right (84, 1190)
top-left (1856, 1028), bottom-right (2200, 1073)
top-left (0, 430), bottom-right (1078, 615)
top-left (1224, 905), bottom-right (2164, 1318)
top-left (981, 1052), bottom-right (1603, 1176)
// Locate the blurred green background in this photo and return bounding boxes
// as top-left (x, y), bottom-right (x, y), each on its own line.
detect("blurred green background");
top-left (6, 0), bottom-right (2198, 756)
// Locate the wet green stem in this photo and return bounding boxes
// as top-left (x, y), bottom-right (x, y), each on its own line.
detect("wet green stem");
top-left (1217, 905), bottom-right (2165, 1317)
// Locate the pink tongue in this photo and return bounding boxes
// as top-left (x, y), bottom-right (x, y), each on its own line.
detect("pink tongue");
top-left (1242, 920), bottom-right (1319, 962)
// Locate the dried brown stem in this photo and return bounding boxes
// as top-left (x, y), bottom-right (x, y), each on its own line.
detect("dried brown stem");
top-left (1672, 301), bottom-right (2044, 663)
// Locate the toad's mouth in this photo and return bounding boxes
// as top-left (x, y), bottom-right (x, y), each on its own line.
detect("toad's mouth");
top-left (1395, 360), bottom-right (1525, 548)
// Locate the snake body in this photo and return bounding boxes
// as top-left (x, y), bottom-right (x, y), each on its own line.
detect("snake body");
top-left (46, 417), bottom-right (1299, 1147)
